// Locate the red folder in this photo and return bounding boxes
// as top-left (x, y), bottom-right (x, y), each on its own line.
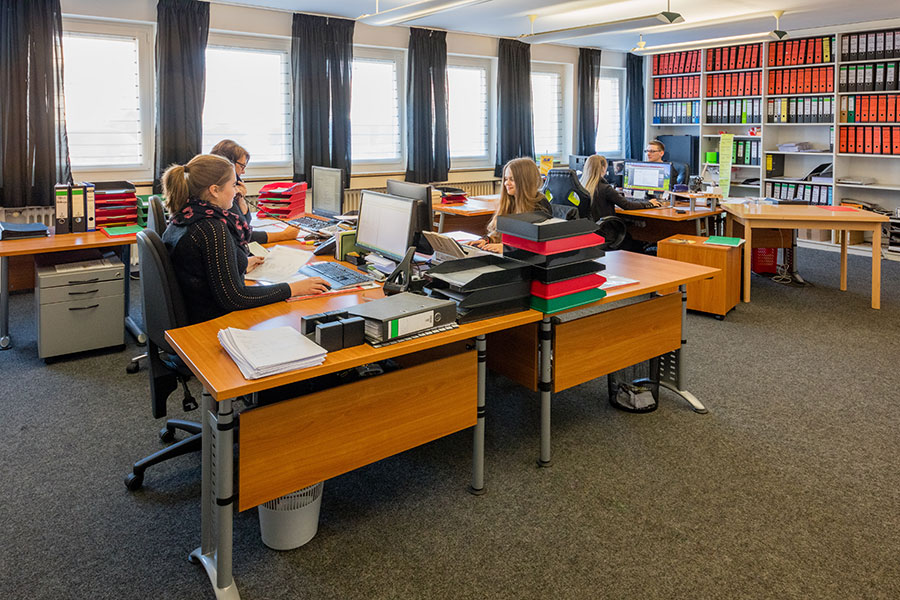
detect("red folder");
top-left (883, 127), bottom-right (892, 155)
top-left (847, 127), bottom-right (856, 153)
top-left (798, 39), bottom-right (808, 64)
top-left (707, 48), bottom-right (714, 71)
top-left (789, 70), bottom-right (798, 94)
top-left (803, 69), bottom-right (812, 93)
top-left (859, 96), bottom-right (870, 123)
top-left (888, 95), bottom-right (897, 122)
top-left (826, 66), bottom-right (834, 92)
top-left (790, 40), bottom-right (799, 65)
top-left (750, 43), bottom-right (759, 68)
top-left (873, 127), bottom-right (882, 153)
top-left (530, 273), bottom-right (607, 299)
top-left (768, 71), bottom-right (776, 95)
top-left (751, 71), bottom-right (760, 95)
top-left (815, 38), bottom-right (824, 63)
top-left (737, 46), bottom-right (746, 70)
top-left (501, 233), bottom-right (605, 255)
top-left (893, 127), bottom-right (900, 154)
top-left (768, 42), bottom-right (776, 66)
top-left (870, 95), bottom-right (879, 122)
top-left (776, 70), bottom-right (784, 94)
top-left (729, 46), bottom-right (737, 70)
top-left (864, 126), bottom-right (874, 153)
top-left (839, 127), bottom-right (848, 153)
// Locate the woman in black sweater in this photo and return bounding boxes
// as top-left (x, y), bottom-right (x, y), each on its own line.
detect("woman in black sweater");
top-left (161, 154), bottom-right (328, 324)
top-left (589, 155), bottom-right (662, 221)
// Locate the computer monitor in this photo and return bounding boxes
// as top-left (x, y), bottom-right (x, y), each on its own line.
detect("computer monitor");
top-left (568, 154), bottom-right (590, 176)
top-left (605, 158), bottom-right (626, 188)
top-left (355, 190), bottom-right (416, 263)
top-left (385, 179), bottom-right (433, 254)
top-left (623, 161), bottom-right (672, 194)
top-left (310, 165), bottom-right (344, 219)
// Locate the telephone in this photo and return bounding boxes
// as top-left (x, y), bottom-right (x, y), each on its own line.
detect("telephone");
top-left (313, 236), bottom-right (336, 255)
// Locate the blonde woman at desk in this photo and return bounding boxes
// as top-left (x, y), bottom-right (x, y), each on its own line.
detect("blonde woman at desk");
top-left (579, 154), bottom-right (607, 197)
top-left (470, 157), bottom-right (551, 254)
top-left (161, 154), bottom-right (328, 325)
top-left (210, 139), bottom-right (300, 245)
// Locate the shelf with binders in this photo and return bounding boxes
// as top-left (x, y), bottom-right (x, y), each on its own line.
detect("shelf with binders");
top-left (768, 36), bottom-right (836, 68)
top-left (767, 62), bottom-right (836, 70)
top-left (836, 124), bottom-right (900, 156)
top-left (838, 89), bottom-right (900, 95)
top-left (705, 43), bottom-right (762, 72)
top-left (652, 50), bottom-right (703, 76)
top-left (838, 28), bottom-right (900, 64)
top-left (651, 72), bottom-right (701, 78)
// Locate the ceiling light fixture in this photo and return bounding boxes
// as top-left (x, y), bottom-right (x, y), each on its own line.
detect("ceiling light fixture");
top-left (633, 11), bottom-right (789, 54)
top-left (358, 0), bottom-right (492, 27)
top-left (630, 34), bottom-right (647, 53)
top-left (521, 0), bottom-right (683, 45)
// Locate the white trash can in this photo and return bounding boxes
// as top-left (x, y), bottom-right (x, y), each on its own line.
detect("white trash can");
top-left (257, 482), bottom-right (324, 550)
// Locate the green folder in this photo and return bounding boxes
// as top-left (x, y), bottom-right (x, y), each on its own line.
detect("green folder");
top-left (704, 236), bottom-right (742, 247)
top-left (101, 224), bottom-right (144, 237)
top-left (530, 288), bottom-right (606, 314)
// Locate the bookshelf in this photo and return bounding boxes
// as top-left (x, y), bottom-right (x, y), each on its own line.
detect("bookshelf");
top-left (644, 29), bottom-right (900, 258)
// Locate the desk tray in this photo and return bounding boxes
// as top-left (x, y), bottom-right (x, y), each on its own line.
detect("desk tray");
top-left (496, 212), bottom-right (597, 241)
top-left (456, 297), bottom-right (531, 324)
top-left (503, 245), bottom-right (604, 268)
top-left (426, 280), bottom-right (531, 309)
top-left (426, 254), bottom-right (531, 292)
top-left (530, 287), bottom-right (607, 314)
top-left (532, 259), bottom-right (605, 284)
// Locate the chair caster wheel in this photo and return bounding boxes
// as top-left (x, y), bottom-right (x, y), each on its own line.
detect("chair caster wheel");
top-left (125, 472), bottom-right (144, 491)
top-left (159, 427), bottom-right (175, 443)
top-left (126, 361), bottom-right (140, 374)
top-left (715, 315), bottom-right (724, 321)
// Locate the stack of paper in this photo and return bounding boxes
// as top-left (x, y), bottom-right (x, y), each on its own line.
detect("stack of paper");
top-left (217, 326), bottom-right (327, 379)
top-left (244, 245), bottom-right (313, 283)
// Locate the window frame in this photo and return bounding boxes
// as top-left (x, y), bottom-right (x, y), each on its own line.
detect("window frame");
top-left (595, 66), bottom-right (626, 157)
top-left (351, 45), bottom-right (407, 175)
top-left (446, 54), bottom-right (496, 170)
top-left (530, 60), bottom-right (572, 163)
top-left (62, 18), bottom-right (155, 183)
top-left (204, 31), bottom-right (293, 179)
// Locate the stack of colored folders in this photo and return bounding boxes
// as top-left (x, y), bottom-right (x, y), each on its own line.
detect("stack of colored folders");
top-left (136, 195), bottom-right (150, 228)
top-left (256, 181), bottom-right (306, 220)
top-left (497, 212), bottom-right (607, 314)
top-left (425, 253), bottom-right (532, 323)
top-left (93, 181), bottom-right (139, 229)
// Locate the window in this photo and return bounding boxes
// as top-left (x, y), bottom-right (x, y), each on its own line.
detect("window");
top-left (531, 65), bottom-right (565, 159)
top-left (351, 47), bottom-right (405, 172)
top-left (203, 34), bottom-right (291, 173)
top-left (595, 68), bottom-right (625, 156)
top-left (447, 56), bottom-right (493, 167)
top-left (62, 20), bottom-right (153, 180)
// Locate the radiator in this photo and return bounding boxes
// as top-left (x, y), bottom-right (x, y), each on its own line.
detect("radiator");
top-left (344, 180), bottom-right (498, 212)
top-left (0, 206), bottom-right (55, 226)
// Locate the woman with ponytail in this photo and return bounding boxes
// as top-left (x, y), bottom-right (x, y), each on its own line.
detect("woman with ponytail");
top-left (161, 154), bottom-right (328, 324)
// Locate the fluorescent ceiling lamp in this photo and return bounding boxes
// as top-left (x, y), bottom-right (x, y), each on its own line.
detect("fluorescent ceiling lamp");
top-left (358, 0), bottom-right (491, 26)
top-left (635, 11), bottom-right (789, 54)
top-left (522, 12), bottom-right (683, 44)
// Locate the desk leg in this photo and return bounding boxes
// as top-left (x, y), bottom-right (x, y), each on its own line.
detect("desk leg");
top-left (789, 230), bottom-right (805, 285)
top-left (118, 245), bottom-right (147, 345)
top-left (469, 334), bottom-right (486, 495)
top-left (538, 317), bottom-right (552, 468)
top-left (0, 255), bottom-right (10, 350)
top-left (840, 230), bottom-right (848, 292)
top-left (437, 213), bottom-right (446, 233)
top-left (695, 218), bottom-right (702, 236)
top-left (742, 223), bottom-right (752, 303)
top-left (871, 224), bottom-right (881, 310)
top-left (190, 394), bottom-right (241, 600)
top-left (725, 214), bottom-right (733, 237)
top-left (639, 286), bottom-right (708, 414)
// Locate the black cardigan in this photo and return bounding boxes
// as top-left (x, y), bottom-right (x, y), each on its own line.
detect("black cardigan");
top-left (163, 218), bottom-right (290, 324)
top-left (590, 177), bottom-right (655, 221)
top-left (230, 198), bottom-right (268, 244)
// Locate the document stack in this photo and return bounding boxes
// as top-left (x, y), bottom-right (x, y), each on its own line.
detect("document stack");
top-left (496, 212), bottom-right (607, 314)
top-left (256, 181), bottom-right (307, 220)
top-left (776, 141), bottom-right (815, 152)
top-left (217, 326), bottom-right (327, 379)
top-left (92, 181), bottom-right (139, 229)
top-left (425, 253), bottom-right (532, 323)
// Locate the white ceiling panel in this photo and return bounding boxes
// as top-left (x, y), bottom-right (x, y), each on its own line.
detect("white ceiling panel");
top-left (211, 1), bottom-right (900, 51)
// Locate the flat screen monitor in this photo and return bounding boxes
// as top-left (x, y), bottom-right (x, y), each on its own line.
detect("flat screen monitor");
top-left (568, 154), bottom-right (590, 176)
top-left (310, 165), bottom-right (344, 219)
top-left (605, 158), bottom-right (626, 187)
top-left (355, 190), bottom-right (416, 263)
top-left (623, 161), bottom-right (672, 193)
top-left (385, 179), bottom-right (433, 253)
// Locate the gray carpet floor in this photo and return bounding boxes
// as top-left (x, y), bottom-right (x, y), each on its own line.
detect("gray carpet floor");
top-left (1, 248), bottom-right (899, 599)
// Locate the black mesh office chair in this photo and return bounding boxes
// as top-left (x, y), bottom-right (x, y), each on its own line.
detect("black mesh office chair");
top-left (595, 216), bottom-right (628, 250)
top-left (124, 229), bottom-right (200, 491)
top-left (540, 168), bottom-right (592, 219)
top-left (126, 196), bottom-right (168, 375)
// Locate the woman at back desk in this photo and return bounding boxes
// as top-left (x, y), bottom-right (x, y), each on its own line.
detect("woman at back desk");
top-left (588, 155), bottom-right (662, 221)
top-left (470, 157), bottom-right (552, 254)
top-left (161, 154), bottom-right (328, 325)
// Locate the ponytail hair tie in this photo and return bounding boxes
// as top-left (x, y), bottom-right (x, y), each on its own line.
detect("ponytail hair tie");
top-left (183, 165), bottom-right (190, 174)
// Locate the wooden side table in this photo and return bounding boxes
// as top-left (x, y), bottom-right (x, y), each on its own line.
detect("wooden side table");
top-left (657, 234), bottom-right (742, 319)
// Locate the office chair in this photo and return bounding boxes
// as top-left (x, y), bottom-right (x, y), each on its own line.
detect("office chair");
top-left (124, 229), bottom-right (201, 491)
top-left (540, 168), bottom-right (592, 219)
top-left (126, 196), bottom-right (167, 375)
top-left (670, 162), bottom-right (690, 186)
top-left (550, 204), bottom-right (578, 220)
top-left (596, 216), bottom-right (627, 250)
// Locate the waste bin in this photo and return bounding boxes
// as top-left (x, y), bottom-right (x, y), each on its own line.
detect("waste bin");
top-left (257, 482), bottom-right (324, 550)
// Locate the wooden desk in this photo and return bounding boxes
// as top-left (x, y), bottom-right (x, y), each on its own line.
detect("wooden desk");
top-left (722, 204), bottom-right (889, 309)
top-left (165, 288), bottom-right (542, 598)
top-left (616, 204), bottom-right (724, 242)
top-left (432, 194), bottom-right (498, 234)
top-left (488, 251), bottom-right (719, 465)
top-left (0, 230), bottom-right (144, 350)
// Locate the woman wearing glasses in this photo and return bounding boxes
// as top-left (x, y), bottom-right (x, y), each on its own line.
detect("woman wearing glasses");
top-left (210, 139), bottom-right (300, 244)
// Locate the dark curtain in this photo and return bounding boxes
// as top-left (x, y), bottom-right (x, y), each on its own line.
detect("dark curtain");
top-left (0, 0), bottom-right (71, 208)
top-left (624, 52), bottom-right (645, 160)
top-left (405, 28), bottom-right (449, 184)
top-left (291, 14), bottom-right (355, 188)
top-left (494, 38), bottom-right (533, 177)
top-left (153, 0), bottom-right (209, 193)
top-left (576, 47), bottom-right (602, 156)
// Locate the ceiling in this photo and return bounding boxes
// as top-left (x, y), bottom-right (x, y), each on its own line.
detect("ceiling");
top-left (213, 0), bottom-right (900, 52)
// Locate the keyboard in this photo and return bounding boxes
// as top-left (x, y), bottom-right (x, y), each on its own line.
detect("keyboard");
top-left (302, 261), bottom-right (373, 289)
top-left (290, 216), bottom-right (337, 232)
